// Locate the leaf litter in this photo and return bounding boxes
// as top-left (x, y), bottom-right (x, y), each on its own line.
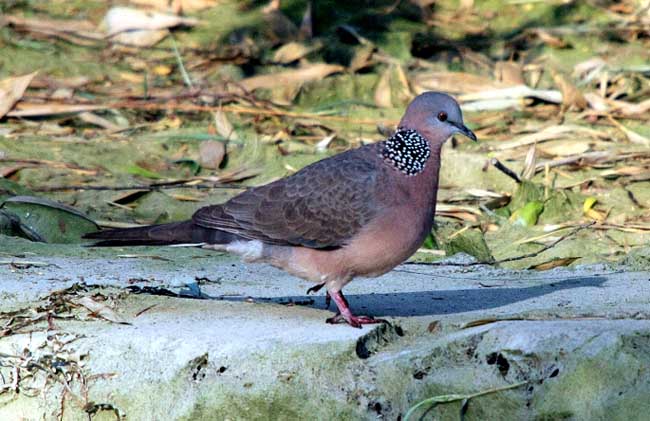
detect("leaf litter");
top-left (1, 0), bottom-right (650, 273)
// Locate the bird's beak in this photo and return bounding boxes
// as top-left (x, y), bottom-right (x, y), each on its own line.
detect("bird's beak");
top-left (450, 121), bottom-right (477, 142)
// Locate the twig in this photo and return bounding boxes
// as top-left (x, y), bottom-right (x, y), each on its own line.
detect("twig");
top-left (490, 158), bottom-right (521, 183)
top-left (111, 101), bottom-right (394, 126)
top-left (494, 221), bottom-right (595, 264)
top-left (31, 183), bottom-right (246, 192)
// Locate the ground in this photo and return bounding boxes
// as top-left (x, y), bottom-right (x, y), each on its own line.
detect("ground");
top-left (2, 0), bottom-right (650, 419)
top-left (1, 241), bottom-right (648, 420)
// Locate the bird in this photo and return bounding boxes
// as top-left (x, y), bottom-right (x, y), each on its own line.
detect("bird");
top-left (84, 92), bottom-right (477, 328)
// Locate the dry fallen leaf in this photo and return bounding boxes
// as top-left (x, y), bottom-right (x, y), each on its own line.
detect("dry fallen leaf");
top-left (0, 72), bottom-right (37, 119)
top-left (412, 71), bottom-right (510, 95)
top-left (3, 15), bottom-right (102, 46)
top-left (273, 42), bottom-right (316, 64)
top-left (316, 133), bottom-right (336, 152)
top-left (103, 7), bottom-right (198, 47)
top-left (74, 296), bottom-right (130, 324)
top-left (130, 0), bottom-right (220, 13)
top-left (77, 112), bottom-right (123, 131)
top-left (607, 116), bottom-right (650, 146)
top-left (7, 103), bottom-right (107, 118)
top-left (213, 109), bottom-right (238, 140)
top-left (31, 75), bottom-right (90, 89)
top-left (521, 144), bottom-right (537, 181)
top-left (152, 65), bottom-right (173, 76)
top-left (538, 140), bottom-right (592, 157)
top-left (349, 45), bottom-right (376, 73)
top-left (551, 69), bottom-right (587, 111)
top-left (238, 63), bottom-right (344, 92)
top-left (494, 61), bottom-right (525, 85)
top-left (530, 257), bottom-right (579, 271)
top-left (199, 140), bottom-right (226, 170)
top-left (532, 29), bottom-right (569, 48)
top-left (494, 125), bottom-right (605, 150)
top-left (394, 64), bottom-right (412, 103)
top-left (374, 66), bottom-right (393, 108)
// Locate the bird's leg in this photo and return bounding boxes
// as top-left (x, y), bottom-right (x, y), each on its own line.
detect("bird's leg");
top-left (306, 283), bottom-right (332, 309)
top-left (326, 290), bottom-right (387, 328)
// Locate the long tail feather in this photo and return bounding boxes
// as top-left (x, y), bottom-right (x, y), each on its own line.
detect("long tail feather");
top-left (84, 221), bottom-right (234, 246)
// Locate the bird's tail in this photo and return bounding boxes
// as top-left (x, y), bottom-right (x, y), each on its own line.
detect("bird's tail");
top-left (83, 220), bottom-right (231, 247)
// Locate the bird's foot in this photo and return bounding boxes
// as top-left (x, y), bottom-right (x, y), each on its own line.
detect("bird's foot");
top-left (326, 313), bottom-right (387, 328)
top-left (326, 290), bottom-right (387, 328)
top-left (305, 282), bottom-right (325, 295)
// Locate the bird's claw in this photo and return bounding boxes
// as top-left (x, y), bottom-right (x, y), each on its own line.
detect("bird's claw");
top-left (326, 313), bottom-right (388, 329)
top-left (306, 282), bottom-right (325, 295)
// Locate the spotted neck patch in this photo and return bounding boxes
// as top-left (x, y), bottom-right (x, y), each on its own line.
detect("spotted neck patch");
top-left (380, 128), bottom-right (431, 176)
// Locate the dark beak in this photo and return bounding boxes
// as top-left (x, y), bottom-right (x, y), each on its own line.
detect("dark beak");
top-left (450, 121), bottom-right (477, 142)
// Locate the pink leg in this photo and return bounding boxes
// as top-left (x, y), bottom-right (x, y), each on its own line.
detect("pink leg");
top-left (326, 290), bottom-right (387, 328)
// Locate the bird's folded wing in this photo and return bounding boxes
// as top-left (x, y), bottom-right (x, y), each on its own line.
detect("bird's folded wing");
top-left (192, 150), bottom-right (383, 249)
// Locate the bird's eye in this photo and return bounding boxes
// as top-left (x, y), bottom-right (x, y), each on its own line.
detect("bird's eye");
top-left (437, 111), bottom-right (448, 122)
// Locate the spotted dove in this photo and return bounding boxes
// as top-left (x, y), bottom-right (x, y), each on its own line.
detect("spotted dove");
top-left (85, 92), bottom-right (477, 327)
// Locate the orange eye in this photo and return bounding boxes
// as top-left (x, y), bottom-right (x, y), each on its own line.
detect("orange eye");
top-left (437, 111), bottom-right (448, 122)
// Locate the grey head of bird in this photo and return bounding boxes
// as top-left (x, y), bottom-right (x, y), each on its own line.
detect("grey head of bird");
top-left (399, 91), bottom-right (477, 145)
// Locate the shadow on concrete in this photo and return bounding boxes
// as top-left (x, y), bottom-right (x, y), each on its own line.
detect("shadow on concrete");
top-left (259, 275), bottom-right (607, 317)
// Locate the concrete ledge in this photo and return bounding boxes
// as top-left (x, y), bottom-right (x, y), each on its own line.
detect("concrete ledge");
top-left (0, 251), bottom-right (649, 419)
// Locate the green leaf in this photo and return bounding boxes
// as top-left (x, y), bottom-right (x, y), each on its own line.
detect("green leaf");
top-left (127, 165), bottom-right (164, 179)
top-left (1, 196), bottom-right (99, 243)
top-left (510, 201), bottom-right (544, 227)
top-left (0, 178), bottom-right (33, 201)
top-left (433, 223), bottom-right (494, 263)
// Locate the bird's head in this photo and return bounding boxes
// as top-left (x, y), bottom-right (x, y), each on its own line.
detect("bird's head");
top-left (399, 92), bottom-right (477, 145)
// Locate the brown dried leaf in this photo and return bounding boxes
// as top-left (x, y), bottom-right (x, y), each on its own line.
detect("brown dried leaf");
top-left (213, 109), bottom-right (238, 140)
top-left (551, 69), bottom-right (587, 110)
top-left (521, 144), bottom-right (537, 181)
top-left (412, 71), bottom-right (508, 95)
top-left (271, 83), bottom-right (302, 106)
top-left (495, 125), bottom-right (604, 151)
top-left (608, 117), bottom-right (650, 146)
top-left (238, 63), bottom-right (343, 92)
top-left (0, 72), bottom-right (37, 119)
top-left (530, 257), bottom-right (579, 271)
top-left (394, 64), bottom-right (413, 103)
top-left (435, 204), bottom-right (481, 222)
top-left (533, 29), bottom-right (569, 48)
top-left (273, 42), bottom-right (313, 64)
top-left (31, 76), bottom-right (90, 89)
top-left (78, 112), bottom-right (124, 131)
top-left (130, 0), bottom-right (220, 13)
top-left (538, 140), bottom-right (591, 157)
top-left (427, 320), bottom-right (441, 333)
top-left (494, 61), bottom-right (525, 85)
top-left (374, 67), bottom-right (392, 108)
top-left (349, 45), bottom-right (376, 73)
top-left (199, 140), bottom-right (226, 170)
top-left (3, 15), bottom-right (102, 45)
top-left (74, 296), bottom-right (130, 324)
top-left (7, 103), bottom-right (107, 118)
top-left (103, 7), bottom-right (198, 47)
